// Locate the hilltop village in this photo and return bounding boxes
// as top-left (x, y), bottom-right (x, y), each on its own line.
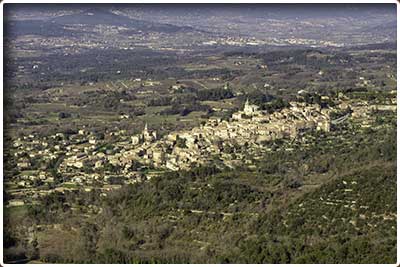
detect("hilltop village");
top-left (5, 91), bottom-right (396, 208)
top-left (126, 99), bottom-right (331, 171)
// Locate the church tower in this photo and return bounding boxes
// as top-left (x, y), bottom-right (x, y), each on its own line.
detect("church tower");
top-left (143, 123), bottom-right (157, 143)
top-left (243, 98), bottom-right (259, 116)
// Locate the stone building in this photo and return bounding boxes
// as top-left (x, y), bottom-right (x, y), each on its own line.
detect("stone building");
top-left (131, 124), bottom-right (158, 145)
top-left (243, 98), bottom-right (260, 116)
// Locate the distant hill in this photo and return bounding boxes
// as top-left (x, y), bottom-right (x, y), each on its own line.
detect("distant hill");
top-left (113, 3), bottom-right (396, 21)
top-left (50, 8), bottom-right (198, 33)
top-left (3, 4), bottom-right (396, 46)
top-left (5, 20), bottom-right (75, 38)
top-left (50, 8), bottom-right (134, 26)
top-left (4, 8), bottom-right (201, 38)
top-left (359, 20), bottom-right (397, 38)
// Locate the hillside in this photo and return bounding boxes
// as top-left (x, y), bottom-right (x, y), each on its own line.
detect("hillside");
top-left (4, 112), bottom-right (396, 263)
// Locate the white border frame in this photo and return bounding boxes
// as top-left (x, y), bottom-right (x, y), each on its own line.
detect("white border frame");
top-left (0, 0), bottom-right (398, 266)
